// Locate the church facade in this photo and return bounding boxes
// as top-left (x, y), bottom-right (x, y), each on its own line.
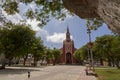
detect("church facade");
top-left (59, 27), bottom-right (76, 64)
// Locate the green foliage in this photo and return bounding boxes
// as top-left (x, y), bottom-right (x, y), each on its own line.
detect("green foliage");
top-left (30, 37), bottom-right (45, 66)
top-left (111, 36), bottom-right (120, 56)
top-left (2, 1), bottom-right (19, 14)
top-left (0, 9), bottom-right (8, 24)
top-left (74, 50), bottom-right (81, 60)
top-left (44, 48), bottom-right (61, 64)
top-left (74, 45), bottom-right (88, 61)
top-left (0, 23), bottom-right (36, 58)
top-left (86, 18), bottom-right (104, 30)
top-left (20, 0), bottom-right (33, 3)
top-left (31, 37), bottom-right (45, 60)
top-left (77, 35), bottom-right (120, 68)
top-left (93, 36), bottom-right (110, 60)
top-left (45, 48), bottom-right (53, 61)
top-left (1, 0), bottom-right (71, 27)
top-left (1, 0), bottom-right (104, 29)
top-left (26, 9), bottom-right (35, 19)
top-left (93, 35), bottom-right (115, 60)
top-left (52, 48), bottom-right (61, 61)
top-left (93, 35), bottom-right (120, 68)
top-left (95, 68), bottom-right (120, 80)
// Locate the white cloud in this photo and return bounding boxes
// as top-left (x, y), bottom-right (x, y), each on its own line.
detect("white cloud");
top-left (46, 32), bottom-right (66, 43)
top-left (46, 32), bottom-right (73, 43)
top-left (46, 33), bottom-right (73, 43)
top-left (2, 10), bottom-right (23, 23)
top-left (26, 19), bottom-right (41, 31)
top-left (1, 3), bottom-right (75, 47)
top-left (36, 28), bottom-right (48, 37)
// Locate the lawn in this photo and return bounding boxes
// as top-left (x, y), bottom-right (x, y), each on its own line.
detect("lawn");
top-left (95, 68), bottom-right (120, 80)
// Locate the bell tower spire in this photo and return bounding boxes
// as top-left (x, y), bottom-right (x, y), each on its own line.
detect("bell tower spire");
top-left (67, 26), bottom-right (69, 33)
top-left (66, 26), bottom-right (70, 41)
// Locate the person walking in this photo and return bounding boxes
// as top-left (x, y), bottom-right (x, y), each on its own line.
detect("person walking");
top-left (28, 71), bottom-right (31, 79)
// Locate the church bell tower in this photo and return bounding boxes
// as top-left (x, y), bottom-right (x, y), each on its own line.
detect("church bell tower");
top-left (59, 27), bottom-right (76, 64)
top-left (66, 27), bottom-right (70, 41)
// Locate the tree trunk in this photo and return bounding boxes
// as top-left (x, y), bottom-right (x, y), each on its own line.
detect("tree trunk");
top-left (100, 59), bottom-right (103, 66)
top-left (115, 60), bottom-right (120, 69)
top-left (0, 54), bottom-right (6, 70)
top-left (23, 55), bottom-right (28, 66)
top-left (33, 56), bottom-right (37, 67)
top-left (53, 60), bottom-right (55, 66)
top-left (0, 58), bottom-right (6, 70)
top-left (8, 58), bottom-right (13, 66)
top-left (111, 59), bottom-right (115, 67)
top-left (23, 58), bottom-right (26, 66)
top-left (108, 59), bottom-right (112, 66)
top-left (1, 62), bottom-right (5, 69)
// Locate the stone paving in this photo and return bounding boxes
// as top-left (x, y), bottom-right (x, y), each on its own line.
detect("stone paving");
top-left (0, 65), bottom-right (96, 80)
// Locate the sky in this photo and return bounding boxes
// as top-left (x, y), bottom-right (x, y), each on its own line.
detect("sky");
top-left (1, 2), bottom-right (112, 49)
top-left (36, 16), bottom-right (112, 49)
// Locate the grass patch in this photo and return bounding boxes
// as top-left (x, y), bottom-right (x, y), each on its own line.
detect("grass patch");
top-left (95, 68), bottom-right (120, 80)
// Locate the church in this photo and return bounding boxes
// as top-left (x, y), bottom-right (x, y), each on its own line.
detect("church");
top-left (59, 27), bottom-right (76, 64)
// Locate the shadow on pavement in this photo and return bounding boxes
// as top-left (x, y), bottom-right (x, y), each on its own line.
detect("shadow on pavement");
top-left (0, 68), bottom-right (40, 75)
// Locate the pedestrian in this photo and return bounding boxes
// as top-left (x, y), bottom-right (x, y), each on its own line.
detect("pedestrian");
top-left (85, 68), bottom-right (88, 75)
top-left (28, 71), bottom-right (30, 79)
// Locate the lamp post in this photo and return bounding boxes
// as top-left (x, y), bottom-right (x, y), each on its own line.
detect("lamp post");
top-left (87, 46), bottom-right (90, 64)
top-left (87, 26), bottom-right (94, 71)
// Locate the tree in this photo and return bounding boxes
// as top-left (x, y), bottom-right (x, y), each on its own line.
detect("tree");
top-left (111, 35), bottom-right (120, 69)
top-left (86, 18), bottom-right (104, 30)
top-left (30, 37), bottom-right (45, 67)
top-left (93, 35), bottom-right (120, 69)
top-left (0, 23), bottom-right (36, 69)
top-left (52, 48), bottom-right (61, 65)
top-left (0, 0), bottom-right (71, 26)
top-left (74, 45), bottom-right (88, 64)
top-left (92, 36), bottom-right (108, 65)
top-left (93, 35), bottom-right (115, 65)
top-left (74, 49), bottom-right (82, 64)
top-left (0, 9), bottom-right (7, 25)
top-left (45, 48), bottom-right (52, 63)
top-left (0, 0), bottom-right (105, 30)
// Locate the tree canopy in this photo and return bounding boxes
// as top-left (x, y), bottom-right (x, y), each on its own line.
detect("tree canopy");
top-left (86, 18), bottom-right (104, 30)
top-left (52, 48), bottom-right (61, 64)
top-left (0, 23), bottom-right (45, 69)
top-left (0, 0), bottom-right (104, 29)
top-left (74, 45), bottom-right (88, 64)
top-left (75, 35), bottom-right (120, 69)
top-left (93, 35), bottom-right (120, 69)
top-left (30, 37), bottom-right (45, 66)
top-left (0, 0), bottom-right (72, 26)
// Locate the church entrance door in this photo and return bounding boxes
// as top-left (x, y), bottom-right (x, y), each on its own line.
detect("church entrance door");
top-left (66, 53), bottom-right (72, 64)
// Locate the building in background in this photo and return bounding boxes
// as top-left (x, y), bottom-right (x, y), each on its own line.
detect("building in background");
top-left (59, 27), bottom-right (77, 64)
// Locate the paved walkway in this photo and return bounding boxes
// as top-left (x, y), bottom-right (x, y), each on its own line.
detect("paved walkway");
top-left (0, 65), bottom-right (96, 80)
